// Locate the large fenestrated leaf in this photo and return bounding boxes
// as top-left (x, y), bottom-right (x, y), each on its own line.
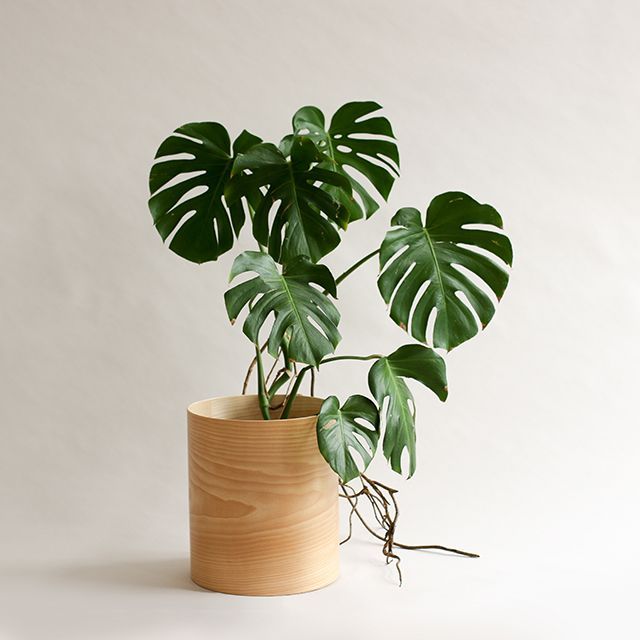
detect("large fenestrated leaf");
top-left (368, 345), bottom-right (447, 477)
top-left (316, 395), bottom-right (380, 483)
top-left (224, 251), bottom-right (340, 367)
top-left (225, 138), bottom-right (352, 266)
top-left (287, 101), bottom-right (399, 221)
top-left (378, 192), bottom-right (513, 351)
top-left (149, 123), bottom-right (261, 263)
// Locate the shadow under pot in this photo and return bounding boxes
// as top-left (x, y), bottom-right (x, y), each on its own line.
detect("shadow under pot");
top-left (187, 394), bottom-right (339, 596)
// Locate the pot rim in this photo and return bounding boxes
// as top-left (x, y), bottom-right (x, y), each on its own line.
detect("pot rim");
top-left (187, 393), bottom-right (323, 425)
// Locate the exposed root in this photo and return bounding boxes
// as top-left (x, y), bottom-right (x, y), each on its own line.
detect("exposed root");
top-left (339, 474), bottom-right (479, 586)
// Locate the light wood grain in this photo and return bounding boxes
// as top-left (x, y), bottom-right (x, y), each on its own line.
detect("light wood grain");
top-left (187, 394), bottom-right (339, 595)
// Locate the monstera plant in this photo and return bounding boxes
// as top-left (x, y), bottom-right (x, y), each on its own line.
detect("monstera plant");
top-left (149, 101), bottom-right (512, 580)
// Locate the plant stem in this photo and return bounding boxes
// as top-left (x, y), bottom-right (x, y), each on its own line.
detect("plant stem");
top-left (280, 354), bottom-right (382, 418)
top-left (335, 248), bottom-right (380, 287)
top-left (280, 365), bottom-right (312, 419)
top-left (267, 369), bottom-right (291, 400)
top-left (264, 348), bottom-right (281, 387)
top-left (309, 368), bottom-right (315, 396)
top-left (255, 344), bottom-right (271, 420)
top-left (246, 203), bottom-right (268, 254)
top-left (320, 353), bottom-right (382, 364)
top-left (241, 340), bottom-right (268, 394)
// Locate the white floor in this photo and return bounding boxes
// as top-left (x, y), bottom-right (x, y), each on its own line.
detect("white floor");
top-left (2, 514), bottom-right (637, 640)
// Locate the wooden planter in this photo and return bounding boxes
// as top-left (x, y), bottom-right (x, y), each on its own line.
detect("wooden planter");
top-left (187, 394), bottom-right (339, 595)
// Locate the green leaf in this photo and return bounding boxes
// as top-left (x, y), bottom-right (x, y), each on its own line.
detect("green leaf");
top-left (149, 123), bottom-right (261, 263)
top-left (290, 101), bottom-right (399, 221)
top-left (316, 395), bottom-right (380, 483)
top-left (224, 251), bottom-right (341, 367)
top-left (378, 192), bottom-right (513, 351)
top-left (225, 138), bottom-right (352, 265)
top-left (368, 344), bottom-right (447, 477)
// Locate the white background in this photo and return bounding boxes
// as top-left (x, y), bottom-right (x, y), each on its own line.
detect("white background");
top-left (1, 1), bottom-right (639, 638)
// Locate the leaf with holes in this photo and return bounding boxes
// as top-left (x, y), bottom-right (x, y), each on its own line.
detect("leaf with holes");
top-left (225, 137), bottom-right (352, 266)
top-left (368, 345), bottom-right (447, 477)
top-left (378, 192), bottom-right (513, 351)
top-left (148, 123), bottom-right (261, 263)
top-left (316, 395), bottom-right (380, 483)
top-left (284, 101), bottom-right (399, 222)
top-left (224, 251), bottom-right (340, 367)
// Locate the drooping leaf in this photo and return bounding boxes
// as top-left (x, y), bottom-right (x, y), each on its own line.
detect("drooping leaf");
top-left (224, 251), bottom-right (340, 367)
top-left (378, 192), bottom-right (513, 351)
top-left (148, 123), bottom-right (261, 263)
top-left (288, 101), bottom-right (399, 221)
top-left (368, 345), bottom-right (447, 477)
top-left (225, 138), bottom-right (352, 265)
top-left (316, 395), bottom-right (380, 483)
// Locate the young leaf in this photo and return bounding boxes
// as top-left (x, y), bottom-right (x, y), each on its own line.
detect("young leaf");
top-left (224, 251), bottom-right (340, 367)
top-left (378, 192), bottom-right (513, 350)
top-left (225, 138), bottom-right (352, 265)
top-left (316, 395), bottom-right (380, 483)
top-left (368, 345), bottom-right (447, 477)
top-left (289, 101), bottom-right (399, 221)
top-left (148, 123), bottom-right (261, 263)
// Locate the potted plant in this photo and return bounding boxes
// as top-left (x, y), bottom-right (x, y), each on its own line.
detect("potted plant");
top-left (148, 101), bottom-right (512, 595)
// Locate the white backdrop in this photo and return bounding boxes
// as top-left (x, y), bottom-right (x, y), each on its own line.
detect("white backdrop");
top-left (1, 1), bottom-right (639, 638)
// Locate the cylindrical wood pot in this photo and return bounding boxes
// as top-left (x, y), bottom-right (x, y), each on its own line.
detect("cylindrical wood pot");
top-left (187, 394), bottom-right (339, 595)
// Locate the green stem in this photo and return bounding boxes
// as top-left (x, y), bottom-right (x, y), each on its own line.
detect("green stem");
top-left (267, 370), bottom-right (291, 400)
top-left (267, 340), bottom-right (293, 399)
top-left (280, 353), bottom-right (382, 419)
top-left (247, 203), bottom-right (267, 254)
top-left (335, 248), bottom-right (380, 287)
top-left (255, 344), bottom-right (271, 420)
top-left (246, 207), bottom-right (268, 415)
top-left (320, 354), bottom-right (382, 364)
top-left (281, 365), bottom-right (312, 419)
